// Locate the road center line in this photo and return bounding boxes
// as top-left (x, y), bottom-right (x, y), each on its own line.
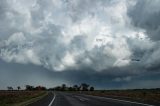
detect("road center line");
top-left (48, 92), bottom-right (56, 106)
top-left (74, 95), bottom-right (90, 101)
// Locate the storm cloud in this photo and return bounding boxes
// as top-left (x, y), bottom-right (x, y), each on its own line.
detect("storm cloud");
top-left (128, 0), bottom-right (160, 41)
top-left (0, 0), bottom-right (160, 89)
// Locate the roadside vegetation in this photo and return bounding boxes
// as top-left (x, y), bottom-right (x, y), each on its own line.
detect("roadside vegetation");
top-left (0, 85), bottom-right (47, 106)
top-left (50, 83), bottom-right (94, 91)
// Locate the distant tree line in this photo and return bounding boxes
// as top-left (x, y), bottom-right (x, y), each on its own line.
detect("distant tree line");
top-left (52, 83), bottom-right (94, 91)
top-left (7, 86), bottom-right (21, 91)
top-left (25, 85), bottom-right (46, 91)
top-left (7, 85), bottom-right (46, 91)
top-left (6, 83), bottom-right (94, 91)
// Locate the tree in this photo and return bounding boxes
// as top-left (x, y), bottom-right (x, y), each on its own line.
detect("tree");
top-left (68, 87), bottom-right (74, 91)
top-left (81, 83), bottom-right (89, 91)
top-left (61, 84), bottom-right (66, 91)
top-left (7, 86), bottom-right (13, 91)
top-left (17, 86), bottom-right (21, 90)
top-left (73, 85), bottom-right (79, 91)
top-left (25, 85), bottom-right (34, 91)
top-left (89, 86), bottom-right (94, 91)
top-left (35, 86), bottom-right (46, 90)
top-left (54, 86), bottom-right (61, 91)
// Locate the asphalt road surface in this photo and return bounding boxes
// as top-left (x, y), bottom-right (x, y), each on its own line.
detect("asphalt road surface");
top-left (28, 92), bottom-right (156, 106)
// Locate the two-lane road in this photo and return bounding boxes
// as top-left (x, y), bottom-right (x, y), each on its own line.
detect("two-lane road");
top-left (28, 92), bottom-right (157, 106)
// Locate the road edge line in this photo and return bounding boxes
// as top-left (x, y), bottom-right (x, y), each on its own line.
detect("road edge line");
top-left (84, 94), bottom-right (154, 106)
top-left (48, 92), bottom-right (56, 106)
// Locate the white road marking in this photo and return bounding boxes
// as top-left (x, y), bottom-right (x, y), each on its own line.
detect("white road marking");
top-left (74, 95), bottom-right (90, 101)
top-left (85, 95), bottom-right (154, 106)
top-left (48, 92), bottom-right (56, 106)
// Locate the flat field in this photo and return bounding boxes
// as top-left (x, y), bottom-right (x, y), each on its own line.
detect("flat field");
top-left (0, 90), bottom-right (47, 106)
top-left (81, 89), bottom-right (160, 104)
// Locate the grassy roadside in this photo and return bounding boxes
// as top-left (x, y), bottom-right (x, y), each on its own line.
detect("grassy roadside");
top-left (79, 89), bottom-right (160, 104)
top-left (13, 91), bottom-right (48, 106)
top-left (0, 91), bottom-right (48, 106)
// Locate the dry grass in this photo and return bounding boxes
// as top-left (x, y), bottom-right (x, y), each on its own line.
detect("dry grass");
top-left (82, 89), bottom-right (160, 102)
top-left (0, 90), bottom-right (47, 106)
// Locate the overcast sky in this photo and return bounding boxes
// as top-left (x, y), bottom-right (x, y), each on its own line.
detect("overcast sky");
top-left (0, 0), bottom-right (160, 90)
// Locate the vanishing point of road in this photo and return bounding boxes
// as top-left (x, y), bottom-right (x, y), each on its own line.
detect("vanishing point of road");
top-left (28, 92), bottom-right (157, 106)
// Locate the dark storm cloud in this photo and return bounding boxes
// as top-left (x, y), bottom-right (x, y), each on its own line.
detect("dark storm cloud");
top-left (128, 0), bottom-right (160, 41)
top-left (0, 59), bottom-right (68, 89)
top-left (0, 59), bottom-right (147, 89)
top-left (1, 58), bottom-right (160, 89)
top-left (0, 0), bottom-right (160, 89)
